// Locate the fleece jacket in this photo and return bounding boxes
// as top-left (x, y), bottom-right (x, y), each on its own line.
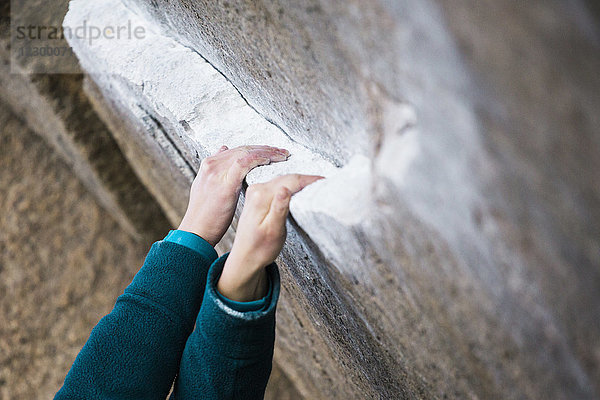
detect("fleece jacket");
top-left (55, 231), bottom-right (280, 400)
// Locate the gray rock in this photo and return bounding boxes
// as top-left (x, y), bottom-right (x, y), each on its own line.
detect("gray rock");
top-left (64, 0), bottom-right (600, 398)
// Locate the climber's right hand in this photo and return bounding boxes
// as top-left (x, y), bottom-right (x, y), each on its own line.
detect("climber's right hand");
top-left (217, 174), bottom-right (324, 301)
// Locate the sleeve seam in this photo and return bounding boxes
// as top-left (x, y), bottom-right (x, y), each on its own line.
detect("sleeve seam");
top-left (118, 291), bottom-right (186, 324)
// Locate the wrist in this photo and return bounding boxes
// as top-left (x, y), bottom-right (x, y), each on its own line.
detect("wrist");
top-left (217, 252), bottom-right (268, 302)
top-left (178, 214), bottom-right (218, 246)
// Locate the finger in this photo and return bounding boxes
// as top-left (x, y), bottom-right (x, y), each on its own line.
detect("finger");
top-left (240, 147), bottom-right (289, 162)
top-left (227, 145), bottom-right (287, 155)
top-left (267, 174), bottom-right (324, 196)
top-left (240, 155), bottom-right (271, 172)
top-left (213, 145), bottom-right (281, 163)
top-left (231, 148), bottom-right (290, 179)
top-left (244, 148), bottom-right (289, 162)
top-left (266, 186), bottom-right (292, 222)
top-left (243, 183), bottom-right (272, 222)
top-left (240, 144), bottom-right (287, 152)
top-left (239, 145), bottom-right (289, 158)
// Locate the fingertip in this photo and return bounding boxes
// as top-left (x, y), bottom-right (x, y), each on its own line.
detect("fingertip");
top-left (302, 174), bottom-right (326, 187)
top-left (218, 145), bottom-right (229, 153)
top-left (271, 154), bottom-right (288, 162)
top-left (271, 148), bottom-right (290, 162)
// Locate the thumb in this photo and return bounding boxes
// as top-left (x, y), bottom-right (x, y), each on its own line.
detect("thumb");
top-left (267, 186), bottom-right (292, 222)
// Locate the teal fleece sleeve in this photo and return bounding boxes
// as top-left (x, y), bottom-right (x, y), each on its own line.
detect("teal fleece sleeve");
top-left (170, 253), bottom-right (280, 399)
top-left (164, 230), bottom-right (272, 313)
top-left (55, 236), bottom-right (218, 399)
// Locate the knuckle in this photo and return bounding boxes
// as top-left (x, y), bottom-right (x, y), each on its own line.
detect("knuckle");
top-left (277, 187), bottom-right (291, 199)
top-left (236, 156), bottom-right (247, 166)
top-left (201, 157), bottom-right (218, 173)
top-left (246, 184), bottom-right (264, 199)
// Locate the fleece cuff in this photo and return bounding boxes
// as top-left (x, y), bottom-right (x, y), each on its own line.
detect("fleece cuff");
top-left (216, 267), bottom-right (273, 312)
top-left (164, 229), bottom-right (218, 260)
top-left (197, 253), bottom-right (280, 359)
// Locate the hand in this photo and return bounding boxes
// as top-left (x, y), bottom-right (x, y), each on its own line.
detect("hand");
top-left (178, 145), bottom-right (290, 246)
top-left (218, 174), bottom-right (324, 301)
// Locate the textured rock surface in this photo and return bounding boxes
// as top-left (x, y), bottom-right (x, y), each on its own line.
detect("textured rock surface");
top-left (0, 0), bottom-right (169, 240)
top-left (65, 0), bottom-right (600, 399)
top-left (0, 102), bottom-right (301, 399)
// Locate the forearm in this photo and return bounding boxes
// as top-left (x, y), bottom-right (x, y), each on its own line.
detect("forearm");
top-left (171, 254), bottom-right (280, 400)
top-left (56, 236), bottom-right (218, 400)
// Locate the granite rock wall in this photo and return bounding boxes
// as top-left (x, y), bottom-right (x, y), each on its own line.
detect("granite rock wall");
top-left (64, 0), bottom-right (600, 398)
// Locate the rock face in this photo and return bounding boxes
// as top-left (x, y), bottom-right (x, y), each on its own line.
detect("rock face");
top-left (64, 0), bottom-right (600, 398)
